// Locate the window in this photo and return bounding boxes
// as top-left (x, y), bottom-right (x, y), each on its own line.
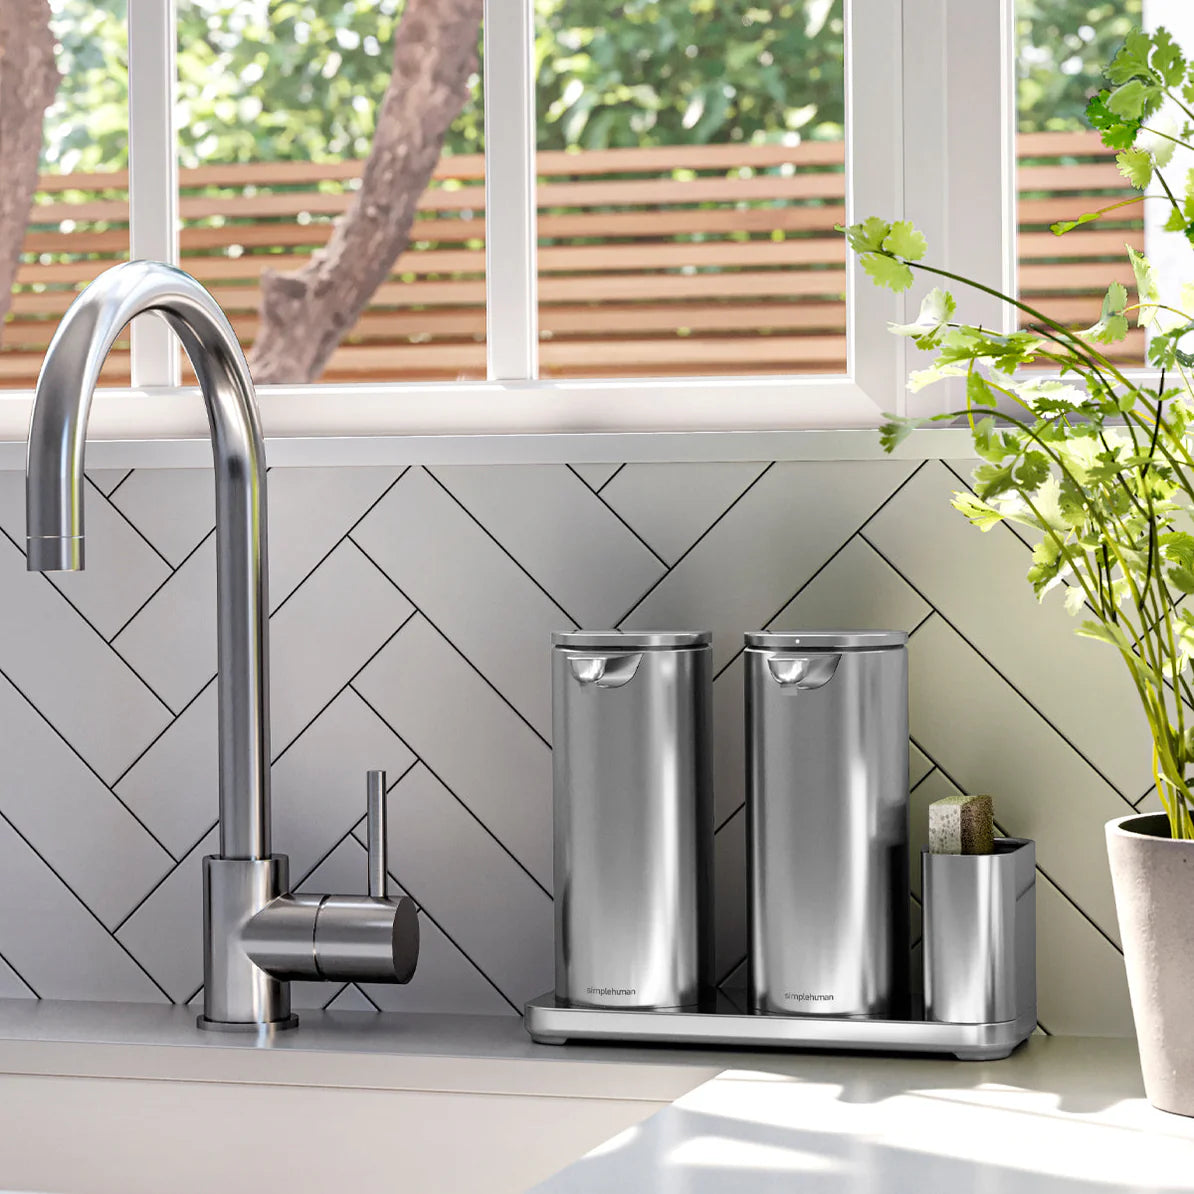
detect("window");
top-left (534, 1), bottom-right (848, 379)
top-left (1, 0), bottom-right (1136, 445)
top-left (4, 0), bottom-right (129, 389)
top-left (1015, 0), bottom-right (1144, 367)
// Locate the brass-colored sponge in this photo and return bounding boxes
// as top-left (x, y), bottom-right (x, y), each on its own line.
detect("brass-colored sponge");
top-left (928, 794), bottom-right (994, 855)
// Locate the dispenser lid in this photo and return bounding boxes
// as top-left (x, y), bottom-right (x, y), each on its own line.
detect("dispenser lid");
top-left (745, 630), bottom-right (907, 650)
top-left (553, 630), bottom-right (711, 650)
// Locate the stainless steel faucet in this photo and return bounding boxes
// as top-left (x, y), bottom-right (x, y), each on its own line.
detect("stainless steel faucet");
top-left (25, 261), bottom-right (418, 1031)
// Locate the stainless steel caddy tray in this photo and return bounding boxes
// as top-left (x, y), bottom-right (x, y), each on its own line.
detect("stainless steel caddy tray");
top-left (524, 992), bottom-right (1034, 1061)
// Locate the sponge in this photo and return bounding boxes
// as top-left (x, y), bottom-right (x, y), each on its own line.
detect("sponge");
top-left (928, 793), bottom-right (994, 855)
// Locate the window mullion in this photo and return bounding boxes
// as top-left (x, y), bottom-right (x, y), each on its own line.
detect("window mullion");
top-left (903, 0), bottom-right (1015, 418)
top-left (127, 0), bottom-right (180, 387)
top-left (482, 0), bottom-right (539, 382)
top-left (847, 0), bottom-right (908, 415)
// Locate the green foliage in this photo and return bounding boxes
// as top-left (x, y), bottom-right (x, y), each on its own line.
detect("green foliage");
top-left (849, 24), bottom-right (1194, 841)
top-left (40, 0), bottom-right (1158, 172)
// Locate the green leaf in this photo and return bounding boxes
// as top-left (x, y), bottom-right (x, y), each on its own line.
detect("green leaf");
top-left (1106, 79), bottom-right (1155, 121)
top-left (1116, 147), bottom-right (1153, 189)
top-left (1127, 245), bottom-right (1160, 326)
top-left (1014, 450), bottom-right (1050, 490)
top-left (888, 287), bottom-right (955, 348)
top-left (1168, 565), bottom-right (1194, 594)
top-left (1161, 531), bottom-right (1194, 571)
top-left (974, 462), bottom-right (1016, 501)
top-left (881, 220), bottom-right (927, 262)
top-left (966, 369), bottom-right (998, 408)
top-left (1026, 535), bottom-right (1068, 598)
top-left (1064, 585), bottom-right (1087, 616)
top-left (861, 252), bottom-right (914, 292)
top-left (1081, 281), bottom-right (1130, 343)
top-left (878, 414), bottom-right (927, 452)
top-left (1086, 91), bottom-right (1142, 150)
top-left (839, 218), bottom-right (889, 255)
top-left (1151, 27), bottom-right (1187, 87)
top-left (1107, 29), bottom-right (1156, 85)
top-left (1164, 207), bottom-right (1189, 233)
top-left (950, 491), bottom-right (1004, 532)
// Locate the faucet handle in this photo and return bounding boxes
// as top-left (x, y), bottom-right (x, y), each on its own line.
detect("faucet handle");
top-left (366, 769), bottom-right (387, 899)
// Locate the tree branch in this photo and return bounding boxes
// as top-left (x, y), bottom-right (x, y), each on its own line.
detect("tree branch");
top-left (249, 0), bottom-right (484, 383)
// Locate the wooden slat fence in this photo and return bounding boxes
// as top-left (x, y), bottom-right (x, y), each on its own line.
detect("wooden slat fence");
top-left (2, 130), bottom-right (1143, 385)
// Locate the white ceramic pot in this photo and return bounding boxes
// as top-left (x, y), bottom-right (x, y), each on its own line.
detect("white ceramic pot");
top-left (1106, 812), bottom-right (1194, 1117)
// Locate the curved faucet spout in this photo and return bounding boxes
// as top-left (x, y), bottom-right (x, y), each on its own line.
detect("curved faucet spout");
top-left (25, 260), bottom-right (272, 860)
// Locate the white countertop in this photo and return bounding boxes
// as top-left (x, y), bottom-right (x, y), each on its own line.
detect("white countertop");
top-left (0, 1002), bottom-right (1185, 1194)
top-left (531, 1036), bottom-right (1194, 1192)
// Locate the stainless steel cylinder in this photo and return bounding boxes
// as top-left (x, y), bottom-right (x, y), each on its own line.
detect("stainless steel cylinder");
top-left (923, 838), bottom-right (1036, 1025)
top-left (746, 630), bottom-right (910, 1018)
top-left (241, 893), bottom-right (420, 984)
top-left (552, 631), bottom-right (713, 1009)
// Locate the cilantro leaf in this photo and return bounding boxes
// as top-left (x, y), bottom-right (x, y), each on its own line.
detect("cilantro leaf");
top-left (839, 218), bottom-right (889, 254)
top-left (882, 221), bottom-right (927, 261)
top-left (861, 252), bottom-right (914, 292)
top-left (951, 491), bottom-right (1005, 532)
top-left (1081, 281), bottom-right (1130, 343)
top-left (1116, 147), bottom-right (1153, 188)
top-left (1106, 79), bottom-right (1156, 121)
top-left (888, 287), bottom-right (955, 348)
top-left (1128, 245), bottom-right (1160, 325)
top-left (1150, 27), bottom-right (1186, 88)
top-left (1086, 91), bottom-right (1141, 149)
top-left (878, 414), bottom-right (927, 452)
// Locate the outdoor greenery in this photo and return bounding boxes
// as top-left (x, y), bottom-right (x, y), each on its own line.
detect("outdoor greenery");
top-left (44, 0), bottom-right (1138, 173)
top-left (846, 25), bottom-right (1194, 840)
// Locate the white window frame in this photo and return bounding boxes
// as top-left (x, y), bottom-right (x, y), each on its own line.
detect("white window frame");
top-left (0, 0), bottom-right (1020, 466)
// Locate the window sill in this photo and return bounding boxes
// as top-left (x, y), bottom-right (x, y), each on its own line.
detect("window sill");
top-left (0, 379), bottom-right (978, 468)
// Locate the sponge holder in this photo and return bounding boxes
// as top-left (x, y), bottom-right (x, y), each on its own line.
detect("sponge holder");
top-left (922, 837), bottom-right (1036, 1027)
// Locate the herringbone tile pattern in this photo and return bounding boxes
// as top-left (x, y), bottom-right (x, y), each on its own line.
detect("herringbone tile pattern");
top-left (0, 460), bottom-right (1145, 1033)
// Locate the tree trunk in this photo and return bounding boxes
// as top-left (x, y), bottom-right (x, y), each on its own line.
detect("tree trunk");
top-left (250, 0), bottom-right (485, 383)
top-left (0, 0), bottom-right (59, 347)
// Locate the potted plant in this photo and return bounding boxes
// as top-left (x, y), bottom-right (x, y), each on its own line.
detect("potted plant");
top-left (845, 26), bottom-right (1194, 1115)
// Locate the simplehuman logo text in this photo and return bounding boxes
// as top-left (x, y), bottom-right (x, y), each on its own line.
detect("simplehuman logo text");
top-left (588, 986), bottom-right (636, 997)
top-left (785, 992), bottom-right (834, 1003)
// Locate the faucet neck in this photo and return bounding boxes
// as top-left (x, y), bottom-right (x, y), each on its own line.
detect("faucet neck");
top-left (26, 261), bottom-right (273, 859)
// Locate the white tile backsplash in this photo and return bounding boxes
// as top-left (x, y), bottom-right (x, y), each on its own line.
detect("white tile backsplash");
top-left (0, 460), bottom-right (1145, 1035)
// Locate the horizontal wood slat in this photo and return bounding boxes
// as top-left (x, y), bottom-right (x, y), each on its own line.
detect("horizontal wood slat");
top-left (2, 130), bottom-right (1147, 385)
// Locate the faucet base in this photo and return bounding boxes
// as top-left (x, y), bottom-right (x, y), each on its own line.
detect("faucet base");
top-left (195, 1013), bottom-right (300, 1034)
top-left (201, 855), bottom-right (295, 1029)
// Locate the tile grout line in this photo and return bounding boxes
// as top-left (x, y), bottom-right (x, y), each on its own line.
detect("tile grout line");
top-left (343, 823), bottom-right (523, 1016)
top-left (0, 804), bottom-right (173, 1004)
top-left (110, 675), bottom-right (214, 791)
top-left (0, 945), bottom-right (40, 1000)
top-left (0, 523), bottom-right (178, 720)
top-left (110, 819), bottom-right (218, 936)
top-left (288, 759), bottom-right (420, 894)
top-left (861, 535), bottom-right (1140, 811)
top-left (0, 660), bottom-right (180, 864)
top-left (347, 535), bottom-right (554, 752)
top-left (595, 463), bottom-right (626, 494)
top-left (563, 462), bottom-right (670, 571)
top-left (269, 608), bottom-right (419, 770)
top-left (910, 733), bottom-right (1126, 957)
top-left (423, 467), bottom-right (581, 628)
top-left (268, 467), bottom-right (410, 622)
top-left (349, 682), bottom-right (554, 903)
top-left (615, 462), bottom-right (778, 626)
top-left (98, 469), bottom-right (135, 499)
top-left (85, 474), bottom-right (176, 572)
top-left (106, 524), bottom-right (216, 650)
